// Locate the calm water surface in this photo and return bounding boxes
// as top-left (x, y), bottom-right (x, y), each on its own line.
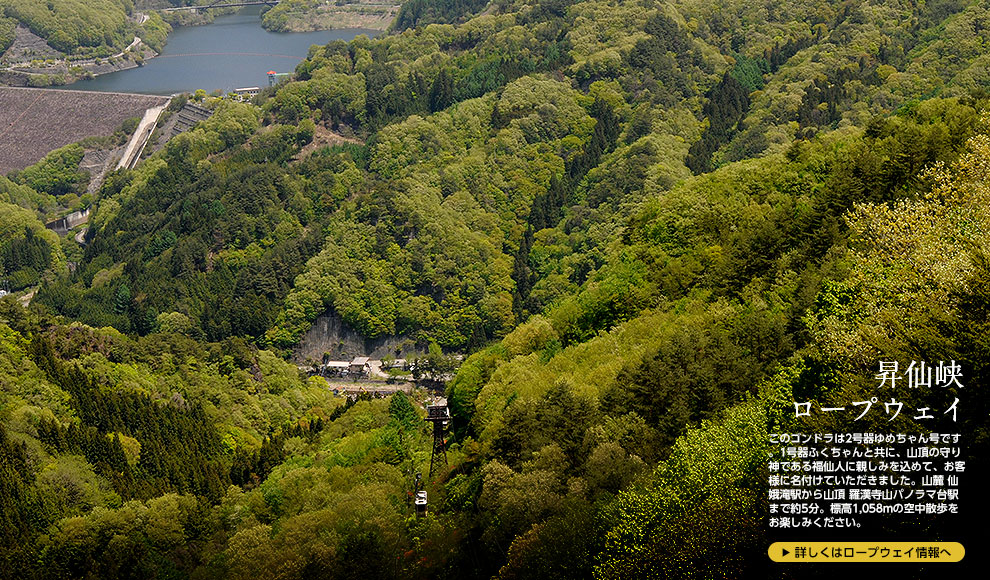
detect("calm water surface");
top-left (71, 7), bottom-right (377, 95)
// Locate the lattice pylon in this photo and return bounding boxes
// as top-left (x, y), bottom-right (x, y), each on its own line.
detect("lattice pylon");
top-left (426, 405), bottom-right (449, 477)
top-left (429, 420), bottom-right (447, 476)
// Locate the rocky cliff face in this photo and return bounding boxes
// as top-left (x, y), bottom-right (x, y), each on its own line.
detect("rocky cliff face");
top-left (292, 310), bottom-right (418, 364)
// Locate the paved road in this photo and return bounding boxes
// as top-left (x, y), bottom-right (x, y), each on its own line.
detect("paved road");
top-left (4, 36), bottom-right (143, 70)
top-left (117, 103), bottom-right (168, 170)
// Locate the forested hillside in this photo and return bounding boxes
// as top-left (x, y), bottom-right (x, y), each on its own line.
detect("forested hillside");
top-left (0, 0), bottom-right (171, 57)
top-left (1, 174), bottom-right (67, 293)
top-left (4, 0), bottom-right (990, 578)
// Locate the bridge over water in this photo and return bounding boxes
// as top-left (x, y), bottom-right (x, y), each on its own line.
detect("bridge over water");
top-left (163, 1), bottom-right (279, 12)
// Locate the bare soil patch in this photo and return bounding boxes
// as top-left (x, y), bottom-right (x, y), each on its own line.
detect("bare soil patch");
top-left (0, 26), bottom-right (63, 65)
top-left (293, 123), bottom-right (364, 161)
top-left (275, 3), bottom-right (400, 32)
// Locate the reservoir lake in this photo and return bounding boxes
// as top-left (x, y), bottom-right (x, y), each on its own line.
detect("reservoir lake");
top-left (70, 7), bottom-right (378, 95)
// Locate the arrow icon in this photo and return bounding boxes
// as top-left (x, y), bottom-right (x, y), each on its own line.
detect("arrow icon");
top-left (782, 548), bottom-right (790, 557)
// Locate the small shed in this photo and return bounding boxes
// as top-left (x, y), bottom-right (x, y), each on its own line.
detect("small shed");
top-left (349, 356), bottom-right (371, 375)
top-left (384, 358), bottom-right (408, 370)
top-left (324, 361), bottom-right (350, 377)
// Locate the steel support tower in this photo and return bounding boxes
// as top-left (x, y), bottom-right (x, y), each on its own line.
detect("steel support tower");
top-left (426, 405), bottom-right (450, 477)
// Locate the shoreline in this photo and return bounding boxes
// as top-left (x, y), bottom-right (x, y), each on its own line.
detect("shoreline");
top-left (0, 35), bottom-right (158, 88)
top-left (1, 15), bottom-right (385, 91)
top-left (0, 9), bottom-right (165, 88)
top-left (262, 4), bottom-right (399, 34)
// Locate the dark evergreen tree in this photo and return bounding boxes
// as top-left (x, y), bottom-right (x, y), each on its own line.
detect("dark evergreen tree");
top-left (429, 68), bottom-right (455, 112)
